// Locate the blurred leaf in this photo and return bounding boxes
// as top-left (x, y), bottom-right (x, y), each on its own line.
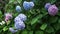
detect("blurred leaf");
top-left (13, 13), bottom-right (19, 17)
top-left (45, 26), bottom-right (54, 33)
top-left (7, 20), bottom-right (11, 25)
top-left (3, 26), bottom-right (8, 32)
top-left (26, 25), bottom-right (31, 30)
top-left (41, 8), bottom-right (48, 15)
top-left (47, 0), bottom-right (56, 4)
top-left (29, 9), bottom-right (37, 14)
top-left (58, 19), bottom-right (60, 23)
top-left (21, 30), bottom-right (28, 34)
top-left (17, 0), bottom-right (22, 4)
top-left (53, 23), bottom-right (60, 30)
top-left (31, 14), bottom-right (43, 25)
top-left (57, 11), bottom-right (60, 16)
top-left (48, 16), bottom-right (58, 23)
top-left (0, 11), bottom-right (2, 15)
top-left (9, 0), bottom-right (15, 4)
top-left (0, 11), bottom-right (3, 18)
top-left (40, 23), bottom-right (47, 30)
top-left (35, 31), bottom-right (44, 34)
top-left (29, 31), bottom-right (33, 34)
top-left (50, 0), bottom-right (56, 4)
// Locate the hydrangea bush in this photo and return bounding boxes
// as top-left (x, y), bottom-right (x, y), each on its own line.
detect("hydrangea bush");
top-left (0, 0), bottom-right (60, 34)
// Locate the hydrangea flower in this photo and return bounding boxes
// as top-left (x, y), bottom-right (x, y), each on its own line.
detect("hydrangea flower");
top-left (15, 20), bottom-right (25, 30)
top-left (14, 14), bottom-right (27, 22)
top-left (16, 5), bottom-right (21, 12)
top-left (45, 3), bottom-right (51, 10)
top-left (18, 14), bottom-right (27, 21)
top-left (9, 28), bottom-right (18, 33)
top-left (23, 1), bottom-right (34, 10)
top-left (29, 2), bottom-right (34, 8)
top-left (14, 16), bottom-right (21, 23)
top-left (14, 14), bottom-right (26, 30)
top-left (5, 13), bottom-right (12, 22)
top-left (48, 5), bottom-right (58, 16)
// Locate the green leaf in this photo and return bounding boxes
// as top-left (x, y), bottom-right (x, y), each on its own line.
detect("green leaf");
top-left (40, 23), bottom-right (47, 30)
top-left (41, 8), bottom-right (48, 15)
top-left (35, 31), bottom-right (44, 34)
top-left (13, 13), bottom-right (19, 17)
top-left (47, 0), bottom-right (56, 4)
top-left (0, 11), bottom-right (2, 15)
top-left (0, 11), bottom-right (2, 18)
top-left (29, 31), bottom-right (33, 34)
top-left (48, 16), bottom-right (58, 23)
top-left (31, 14), bottom-right (43, 25)
top-left (50, 0), bottom-right (56, 4)
top-left (57, 11), bottom-right (60, 16)
top-left (53, 23), bottom-right (60, 30)
top-left (58, 19), bottom-right (60, 23)
top-left (45, 26), bottom-right (54, 33)
top-left (7, 20), bottom-right (11, 25)
top-left (21, 31), bottom-right (28, 34)
top-left (17, 0), bottom-right (22, 4)
top-left (9, 0), bottom-right (15, 4)
top-left (3, 26), bottom-right (8, 32)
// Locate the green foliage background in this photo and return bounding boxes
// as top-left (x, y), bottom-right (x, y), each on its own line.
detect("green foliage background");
top-left (0, 0), bottom-right (60, 34)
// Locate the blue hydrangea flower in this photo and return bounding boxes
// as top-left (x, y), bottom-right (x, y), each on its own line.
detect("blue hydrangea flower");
top-left (29, 2), bottom-right (34, 8)
top-left (45, 3), bottom-right (51, 10)
top-left (9, 28), bottom-right (18, 33)
top-left (18, 14), bottom-right (27, 21)
top-left (16, 5), bottom-right (21, 12)
top-left (15, 20), bottom-right (25, 30)
top-left (23, 1), bottom-right (34, 10)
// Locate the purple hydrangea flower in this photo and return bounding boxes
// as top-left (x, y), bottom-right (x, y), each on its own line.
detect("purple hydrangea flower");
top-left (48, 5), bottom-right (58, 16)
top-left (15, 20), bottom-right (25, 30)
top-left (14, 14), bottom-right (26, 30)
top-left (45, 3), bottom-right (51, 10)
top-left (16, 5), bottom-right (21, 12)
top-left (23, 1), bottom-right (34, 10)
top-left (18, 14), bottom-right (27, 21)
top-left (14, 14), bottom-right (27, 22)
top-left (14, 17), bottom-right (21, 23)
top-left (9, 28), bottom-right (18, 33)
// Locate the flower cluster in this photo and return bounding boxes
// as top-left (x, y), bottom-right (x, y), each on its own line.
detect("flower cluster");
top-left (23, 1), bottom-right (34, 10)
top-left (48, 5), bottom-right (58, 16)
top-left (5, 13), bottom-right (12, 22)
top-left (8, 0), bottom-right (58, 33)
top-left (45, 3), bottom-right (51, 10)
top-left (9, 14), bottom-right (27, 33)
top-left (45, 3), bottom-right (58, 16)
top-left (9, 28), bottom-right (18, 33)
top-left (16, 5), bottom-right (21, 12)
top-left (14, 14), bottom-right (27, 30)
top-left (15, 20), bottom-right (25, 30)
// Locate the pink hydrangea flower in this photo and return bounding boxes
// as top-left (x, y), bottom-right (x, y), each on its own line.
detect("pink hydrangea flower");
top-left (48, 5), bottom-right (58, 16)
top-left (5, 13), bottom-right (12, 22)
